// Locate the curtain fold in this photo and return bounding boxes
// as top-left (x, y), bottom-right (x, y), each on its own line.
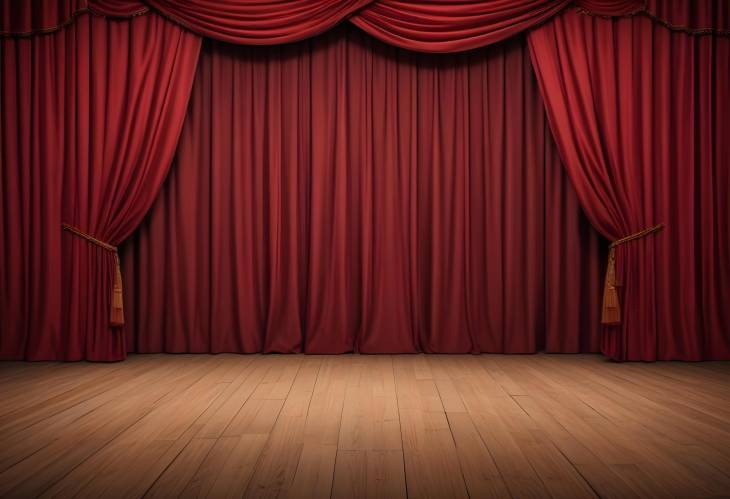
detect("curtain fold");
top-left (142, 0), bottom-right (374, 45)
top-left (1, 0), bottom-right (87, 35)
top-left (6, 1), bottom-right (726, 47)
top-left (349, 0), bottom-right (571, 52)
top-left (644, 0), bottom-right (730, 34)
top-left (121, 29), bottom-right (605, 354)
top-left (528, 9), bottom-right (730, 360)
top-left (1, 21), bottom-right (65, 360)
top-left (3, 0), bottom-right (728, 362)
top-left (1, 11), bottom-right (200, 361)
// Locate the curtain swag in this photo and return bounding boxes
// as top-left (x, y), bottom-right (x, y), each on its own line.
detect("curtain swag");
top-left (2, 1), bottom-right (728, 44)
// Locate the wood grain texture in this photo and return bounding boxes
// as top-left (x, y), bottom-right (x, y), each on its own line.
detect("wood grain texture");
top-left (0, 354), bottom-right (727, 498)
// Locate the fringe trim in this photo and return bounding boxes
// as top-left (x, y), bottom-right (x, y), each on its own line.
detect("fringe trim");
top-left (0, 6), bottom-right (150, 38)
top-left (576, 2), bottom-right (730, 36)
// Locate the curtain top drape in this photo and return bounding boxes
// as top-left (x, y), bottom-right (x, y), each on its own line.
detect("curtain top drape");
top-left (3, 0), bottom-right (728, 50)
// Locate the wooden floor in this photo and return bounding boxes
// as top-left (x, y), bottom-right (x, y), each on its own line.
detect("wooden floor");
top-left (1, 355), bottom-right (729, 498)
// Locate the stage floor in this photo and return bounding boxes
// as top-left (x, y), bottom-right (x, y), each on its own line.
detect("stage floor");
top-left (0, 354), bottom-right (728, 498)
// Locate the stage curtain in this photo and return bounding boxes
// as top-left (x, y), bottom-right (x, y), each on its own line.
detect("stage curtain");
top-left (1, 20), bottom-right (65, 359)
top-left (0, 12), bottom-right (200, 361)
top-left (528, 10), bottom-right (730, 360)
top-left (120, 28), bottom-right (605, 354)
top-left (3, 1), bottom-right (727, 46)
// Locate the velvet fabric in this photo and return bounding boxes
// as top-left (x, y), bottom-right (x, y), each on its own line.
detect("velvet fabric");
top-left (120, 29), bottom-right (605, 355)
top-left (5, 1), bottom-right (726, 45)
top-left (143, 0), bottom-right (372, 44)
top-left (1, 0), bottom-right (87, 35)
top-left (0, 0), bottom-right (148, 35)
top-left (2, 0), bottom-right (728, 362)
top-left (348, 0), bottom-right (571, 52)
top-left (528, 9), bottom-right (730, 360)
top-left (0, 11), bottom-right (200, 360)
top-left (646, 0), bottom-right (730, 34)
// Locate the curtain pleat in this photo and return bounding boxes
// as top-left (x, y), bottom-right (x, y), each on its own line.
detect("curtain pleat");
top-left (121, 28), bottom-right (605, 354)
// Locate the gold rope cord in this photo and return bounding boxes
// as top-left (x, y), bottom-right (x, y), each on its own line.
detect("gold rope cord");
top-left (0, 7), bottom-right (150, 38)
top-left (62, 223), bottom-right (125, 327)
top-left (576, 1), bottom-right (730, 37)
top-left (602, 223), bottom-right (664, 325)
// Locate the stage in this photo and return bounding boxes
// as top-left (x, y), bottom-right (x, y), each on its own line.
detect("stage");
top-left (1, 354), bottom-right (728, 498)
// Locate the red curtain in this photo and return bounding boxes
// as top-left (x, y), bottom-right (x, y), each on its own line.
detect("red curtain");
top-left (1, 0), bottom-right (86, 35)
top-left (3, 0), bottom-right (728, 361)
top-left (646, 0), bottom-right (730, 33)
top-left (1, 19), bottom-right (65, 360)
top-left (137, 1), bottom-right (730, 49)
top-left (528, 9), bottom-right (730, 360)
top-left (143, 0), bottom-right (373, 45)
top-left (108, 0), bottom-right (573, 50)
top-left (4, 1), bottom-right (727, 43)
top-left (350, 0), bottom-right (570, 52)
top-left (0, 12), bottom-right (200, 361)
top-left (120, 28), bottom-right (605, 354)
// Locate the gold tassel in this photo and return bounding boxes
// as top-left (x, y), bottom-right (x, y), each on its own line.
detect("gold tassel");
top-left (62, 223), bottom-right (125, 327)
top-left (602, 247), bottom-right (621, 325)
top-left (110, 253), bottom-right (125, 326)
top-left (601, 224), bottom-right (664, 326)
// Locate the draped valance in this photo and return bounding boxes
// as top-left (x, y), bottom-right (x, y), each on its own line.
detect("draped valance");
top-left (3, 0), bottom-right (728, 49)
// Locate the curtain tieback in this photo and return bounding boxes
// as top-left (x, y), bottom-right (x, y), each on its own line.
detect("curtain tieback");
top-left (602, 223), bottom-right (664, 325)
top-left (62, 223), bottom-right (124, 327)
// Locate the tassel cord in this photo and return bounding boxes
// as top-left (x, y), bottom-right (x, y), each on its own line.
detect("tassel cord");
top-left (602, 223), bottom-right (664, 325)
top-left (62, 223), bottom-right (125, 327)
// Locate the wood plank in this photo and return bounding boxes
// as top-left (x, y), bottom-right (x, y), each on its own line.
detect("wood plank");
top-left (393, 355), bottom-right (469, 499)
top-left (285, 356), bottom-right (351, 498)
top-left (145, 437), bottom-right (216, 498)
top-left (331, 450), bottom-right (406, 499)
top-left (243, 356), bottom-right (321, 498)
top-left (333, 356), bottom-right (406, 498)
top-left (0, 353), bottom-right (724, 499)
